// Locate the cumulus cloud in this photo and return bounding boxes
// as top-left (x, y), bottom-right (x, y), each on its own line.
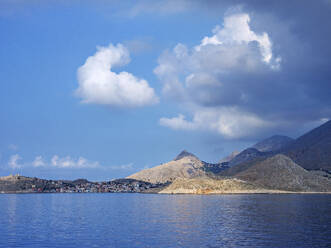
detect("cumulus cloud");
top-left (160, 107), bottom-right (272, 139)
top-left (76, 43), bottom-right (158, 107)
top-left (155, 12), bottom-right (281, 138)
top-left (196, 13), bottom-right (281, 69)
top-left (8, 154), bottom-right (22, 169)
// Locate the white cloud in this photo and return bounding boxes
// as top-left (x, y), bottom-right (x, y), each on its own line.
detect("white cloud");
top-left (76, 43), bottom-right (159, 107)
top-left (8, 154), bottom-right (22, 169)
top-left (196, 13), bottom-right (279, 67)
top-left (6, 154), bottom-right (134, 171)
top-left (32, 156), bottom-right (46, 167)
top-left (109, 163), bottom-right (134, 170)
top-left (160, 107), bottom-right (272, 139)
top-left (154, 12), bottom-right (281, 96)
top-left (155, 11), bottom-right (283, 139)
top-left (50, 155), bottom-right (99, 169)
top-left (160, 114), bottom-right (197, 131)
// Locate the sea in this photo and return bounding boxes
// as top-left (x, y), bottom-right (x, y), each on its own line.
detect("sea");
top-left (0, 193), bottom-right (330, 248)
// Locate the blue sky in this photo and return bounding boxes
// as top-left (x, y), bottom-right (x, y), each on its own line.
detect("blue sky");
top-left (1, 0), bottom-right (331, 180)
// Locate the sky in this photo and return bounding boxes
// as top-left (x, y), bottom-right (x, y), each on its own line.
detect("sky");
top-left (1, 0), bottom-right (331, 181)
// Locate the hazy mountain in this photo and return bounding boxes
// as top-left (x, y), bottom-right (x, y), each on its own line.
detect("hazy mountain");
top-left (127, 150), bottom-right (227, 184)
top-left (252, 135), bottom-right (294, 152)
top-left (227, 148), bottom-right (270, 167)
top-left (222, 135), bottom-right (293, 167)
top-left (283, 120), bottom-right (331, 170)
top-left (219, 151), bottom-right (240, 164)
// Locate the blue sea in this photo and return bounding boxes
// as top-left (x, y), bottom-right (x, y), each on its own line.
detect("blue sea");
top-left (0, 193), bottom-right (330, 248)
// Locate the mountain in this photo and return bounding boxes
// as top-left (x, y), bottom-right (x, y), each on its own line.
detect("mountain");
top-left (252, 135), bottom-right (294, 152)
top-left (174, 150), bottom-right (198, 161)
top-left (127, 150), bottom-right (228, 184)
top-left (222, 135), bottom-right (293, 167)
top-left (283, 120), bottom-right (331, 170)
top-left (218, 156), bottom-right (268, 177)
top-left (159, 155), bottom-right (331, 194)
top-left (226, 148), bottom-right (269, 167)
top-left (233, 154), bottom-right (331, 192)
top-left (219, 151), bottom-right (240, 164)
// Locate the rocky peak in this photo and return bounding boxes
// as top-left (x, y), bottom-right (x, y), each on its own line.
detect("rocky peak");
top-left (174, 150), bottom-right (198, 161)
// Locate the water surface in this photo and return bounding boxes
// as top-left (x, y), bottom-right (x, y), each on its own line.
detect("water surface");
top-left (0, 194), bottom-right (330, 248)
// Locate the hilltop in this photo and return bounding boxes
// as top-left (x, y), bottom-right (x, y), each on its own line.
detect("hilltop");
top-left (127, 150), bottom-right (228, 184)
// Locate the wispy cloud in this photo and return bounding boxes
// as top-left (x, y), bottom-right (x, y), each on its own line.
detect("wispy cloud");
top-left (109, 163), bottom-right (134, 170)
top-left (32, 155), bottom-right (46, 167)
top-left (50, 155), bottom-right (99, 169)
top-left (5, 154), bottom-right (134, 171)
top-left (8, 154), bottom-right (22, 169)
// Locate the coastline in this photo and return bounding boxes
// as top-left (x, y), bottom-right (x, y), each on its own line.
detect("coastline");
top-left (1, 191), bottom-right (331, 195)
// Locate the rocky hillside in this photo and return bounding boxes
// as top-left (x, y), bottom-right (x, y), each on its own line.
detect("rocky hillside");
top-left (221, 135), bottom-right (293, 167)
top-left (159, 177), bottom-right (276, 194)
top-left (252, 135), bottom-right (294, 152)
top-left (234, 154), bottom-right (331, 192)
top-left (283, 120), bottom-right (331, 170)
top-left (127, 150), bottom-right (227, 184)
top-left (160, 154), bottom-right (331, 194)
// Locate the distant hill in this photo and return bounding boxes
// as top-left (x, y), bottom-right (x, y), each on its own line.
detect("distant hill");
top-left (227, 148), bottom-right (270, 167)
top-left (252, 135), bottom-right (294, 152)
top-left (219, 151), bottom-right (240, 164)
top-left (218, 156), bottom-right (268, 178)
top-left (0, 175), bottom-right (166, 193)
top-left (159, 154), bottom-right (331, 193)
top-left (233, 154), bottom-right (331, 192)
top-left (221, 135), bottom-right (293, 168)
top-left (283, 120), bottom-right (331, 170)
top-left (127, 150), bottom-right (228, 184)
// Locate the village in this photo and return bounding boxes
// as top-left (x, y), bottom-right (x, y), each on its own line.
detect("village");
top-left (0, 175), bottom-right (166, 194)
